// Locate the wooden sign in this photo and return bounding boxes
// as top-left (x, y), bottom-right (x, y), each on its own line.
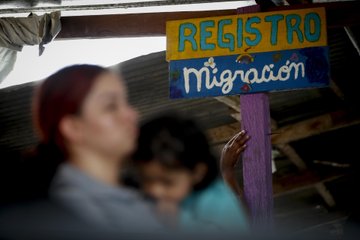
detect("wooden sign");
top-left (166, 7), bottom-right (330, 98)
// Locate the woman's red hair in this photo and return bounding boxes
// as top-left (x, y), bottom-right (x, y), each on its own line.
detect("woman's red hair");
top-left (32, 64), bottom-right (108, 157)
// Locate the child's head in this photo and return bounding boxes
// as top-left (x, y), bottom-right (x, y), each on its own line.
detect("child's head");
top-left (132, 113), bottom-right (218, 204)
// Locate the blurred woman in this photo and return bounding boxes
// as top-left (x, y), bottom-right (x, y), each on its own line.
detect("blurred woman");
top-left (32, 64), bottom-right (164, 232)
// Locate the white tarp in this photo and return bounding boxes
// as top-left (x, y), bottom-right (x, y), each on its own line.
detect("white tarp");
top-left (0, 47), bottom-right (17, 84)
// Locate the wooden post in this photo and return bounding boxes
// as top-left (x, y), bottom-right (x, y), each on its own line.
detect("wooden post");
top-left (238, 5), bottom-right (273, 229)
top-left (240, 93), bottom-right (273, 228)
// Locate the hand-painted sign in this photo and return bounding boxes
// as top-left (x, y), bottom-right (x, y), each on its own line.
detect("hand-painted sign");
top-left (166, 8), bottom-right (330, 99)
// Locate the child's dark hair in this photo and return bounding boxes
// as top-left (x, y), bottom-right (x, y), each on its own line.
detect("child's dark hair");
top-left (132, 113), bottom-right (219, 191)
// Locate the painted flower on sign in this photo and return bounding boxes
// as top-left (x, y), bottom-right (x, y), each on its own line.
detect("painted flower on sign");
top-left (241, 83), bottom-right (251, 92)
top-left (204, 57), bottom-right (216, 69)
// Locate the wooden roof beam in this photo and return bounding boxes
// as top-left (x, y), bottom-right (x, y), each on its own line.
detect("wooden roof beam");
top-left (207, 122), bottom-right (240, 145)
top-left (207, 110), bottom-right (360, 145)
top-left (271, 111), bottom-right (360, 144)
top-left (273, 169), bottom-right (345, 197)
top-left (57, 9), bottom-right (237, 39)
top-left (57, 1), bottom-right (360, 39)
top-left (214, 96), bottom-right (240, 113)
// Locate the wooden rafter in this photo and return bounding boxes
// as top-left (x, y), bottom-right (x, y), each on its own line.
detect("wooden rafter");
top-left (273, 170), bottom-right (345, 197)
top-left (57, 9), bottom-right (237, 39)
top-left (276, 143), bottom-right (307, 170)
top-left (214, 96), bottom-right (240, 113)
top-left (206, 122), bottom-right (239, 145)
top-left (56, 1), bottom-right (360, 39)
top-left (207, 111), bottom-right (360, 145)
top-left (271, 111), bottom-right (360, 144)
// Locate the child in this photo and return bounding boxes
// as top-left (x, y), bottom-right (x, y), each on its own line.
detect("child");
top-left (131, 113), bottom-right (249, 233)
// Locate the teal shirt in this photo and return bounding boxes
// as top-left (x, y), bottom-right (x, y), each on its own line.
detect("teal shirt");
top-left (180, 178), bottom-right (249, 233)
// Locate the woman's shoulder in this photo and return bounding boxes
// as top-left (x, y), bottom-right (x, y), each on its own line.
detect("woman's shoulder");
top-left (50, 163), bottom-right (166, 231)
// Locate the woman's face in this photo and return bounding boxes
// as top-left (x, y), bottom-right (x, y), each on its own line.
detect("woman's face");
top-left (75, 72), bottom-right (138, 159)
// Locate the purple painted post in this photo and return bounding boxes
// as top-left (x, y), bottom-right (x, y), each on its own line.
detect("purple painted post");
top-left (237, 5), bottom-right (273, 229)
top-left (240, 93), bottom-right (273, 228)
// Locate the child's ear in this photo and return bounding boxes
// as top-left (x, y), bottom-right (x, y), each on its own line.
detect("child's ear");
top-left (193, 163), bottom-right (208, 184)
